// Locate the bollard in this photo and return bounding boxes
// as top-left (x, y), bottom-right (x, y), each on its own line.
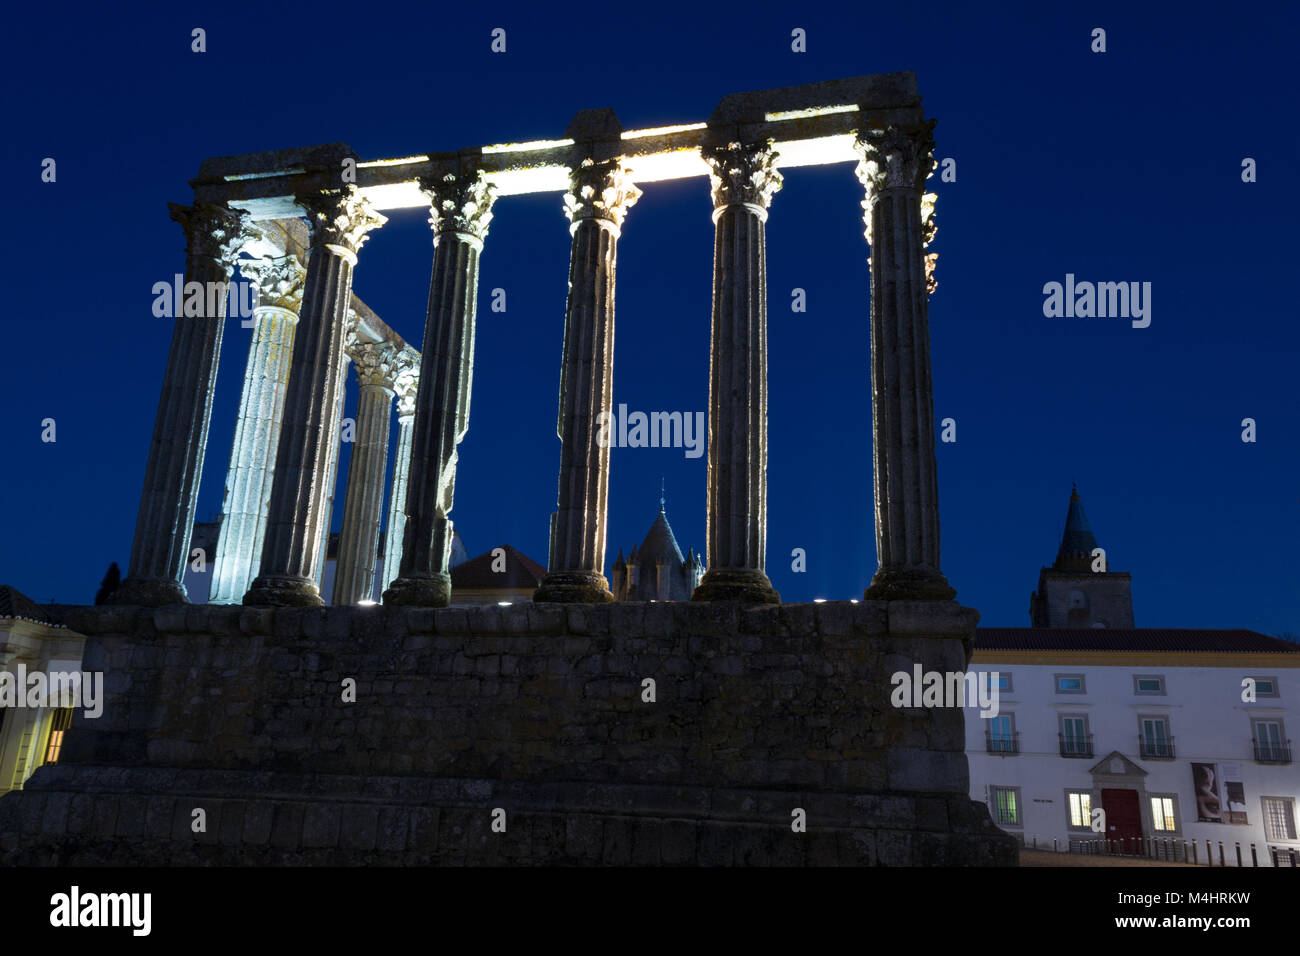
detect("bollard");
top-left (1218, 841), bottom-right (1225, 866)
top-left (1207, 839), bottom-right (1213, 866)
top-left (1053, 839), bottom-right (1058, 853)
top-left (1251, 844), bottom-right (1258, 867)
top-left (1235, 842), bottom-right (1242, 868)
top-left (1183, 840), bottom-right (1190, 864)
top-left (1192, 841), bottom-right (1198, 865)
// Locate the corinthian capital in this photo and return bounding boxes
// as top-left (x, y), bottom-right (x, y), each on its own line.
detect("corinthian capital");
top-left (297, 186), bottom-right (387, 263)
top-left (351, 341), bottom-right (399, 391)
top-left (392, 347), bottom-right (420, 417)
top-left (563, 159), bottom-right (641, 234)
top-left (238, 254), bottom-right (307, 312)
top-left (854, 121), bottom-right (937, 200)
top-left (419, 170), bottom-right (497, 248)
top-left (702, 140), bottom-right (782, 218)
top-left (168, 202), bottom-right (260, 274)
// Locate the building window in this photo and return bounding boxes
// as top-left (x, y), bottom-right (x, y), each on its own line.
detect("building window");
top-left (44, 708), bottom-right (74, 765)
top-left (986, 714), bottom-right (1018, 754)
top-left (1252, 719), bottom-right (1291, 763)
top-left (1248, 677), bottom-right (1279, 699)
top-left (1150, 795), bottom-right (1180, 834)
top-left (1262, 797), bottom-right (1297, 841)
top-left (1059, 714), bottom-right (1093, 758)
top-left (1054, 674), bottom-right (1086, 694)
top-left (985, 672), bottom-right (1012, 693)
top-left (1139, 716), bottom-right (1174, 759)
top-left (1134, 675), bottom-right (1166, 695)
top-left (1067, 791), bottom-right (1093, 830)
top-left (991, 787), bottom-right (1021, 827)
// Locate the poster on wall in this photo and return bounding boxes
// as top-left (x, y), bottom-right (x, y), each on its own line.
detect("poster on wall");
top-left (1192, 762), bottom-right (1223, 823)
top-left (1221, 764), bottom-right (1248, 824)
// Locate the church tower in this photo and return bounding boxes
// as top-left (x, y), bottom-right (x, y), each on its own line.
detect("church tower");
top-left (611, 494), bottom-right (704, 602)
top-left (1029, 485), bottom-right (1134, 628)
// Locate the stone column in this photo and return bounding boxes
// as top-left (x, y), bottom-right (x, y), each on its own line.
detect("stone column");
top-left (208, 254), bottom-right (306, 604)
top-left (855, 121), bottom-right (955, 601)
top-left (244, 187), bottom-right (385, 606)
top-left (312, 317), bottom-right (357, 594)
top-left (333, 342), bottom-right (396, 604)
top-left (691, 141), bottom-right (782, 604)
top-left (380, 356), bottom-right (419, 598)
top-left (384, 171), bottom-right (495, 607)
top-left (535, 159), bottom-right (640, 603)
top-left (110, 203), bottom-right (256, 606)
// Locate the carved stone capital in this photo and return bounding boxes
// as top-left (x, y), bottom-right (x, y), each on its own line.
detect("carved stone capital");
top-left (703, 140), bottom-right (782, 219)
top-left (297, 186), bottom-right (387, 263)
top-left (238, 254), bottom-right (307, 312)
top-left (392, 347), bottom-right (420, 417)
top-left (419, 171), bottom-right (497, 248)
top-left (343, 308), bottom-right (361, 358)
top-left (854, 121), bottom-right (937, 199)
top-left (168, 202), bottom-right (260, 275)
top-left (563, 159), bottom-right (641, 234)
top-left (921, 192), bottom-right (938, 294)
top-left (350, 341), bottom-right (399, 391)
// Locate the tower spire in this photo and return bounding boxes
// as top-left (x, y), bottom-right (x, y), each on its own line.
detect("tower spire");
top-left (659, 476), bottom-right (665, 513)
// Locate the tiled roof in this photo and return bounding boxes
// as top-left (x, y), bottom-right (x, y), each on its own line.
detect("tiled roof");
top-left (0, 585), bottom-right (63, 627)
top-left (975, 628), bottom-right (1300, 654)
top-left (451, 546), bottom-right (546, 589)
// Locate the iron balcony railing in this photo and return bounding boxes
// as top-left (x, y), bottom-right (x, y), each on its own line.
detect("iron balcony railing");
top-left (1059, 733), bottom-right (1094, 758)
top-left (1253, 738), bottom-right (1293, 764)
top-left (985, 730), bottom-right (1020, 755)
top-left (1139, 734), bottom-right (1176, 760)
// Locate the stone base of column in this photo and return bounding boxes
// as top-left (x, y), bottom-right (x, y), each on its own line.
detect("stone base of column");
top-left (533, 571), bottom-right (614, 604)
top-left (383, 572), bottom-right (452, 607)
top-left (104, 577), bottom-right (188, 607)
top-left (864, 568), bottom-right (957, 602)
top-left (691, 569), bottom-right (780, 604)
top-left (243, 574), bottom-right (324, 607)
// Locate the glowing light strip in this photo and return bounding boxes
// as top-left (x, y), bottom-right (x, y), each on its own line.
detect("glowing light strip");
top-left (482, 138), bottom-right (575, 154)
top-left (357, 155), bottom-right (430, 168)
top-left (224, 168), bottom-right (305, 181)
top-left (621, 123), bottom-right (708, 139)
top-left (764, 105), bottom-right (857, 121)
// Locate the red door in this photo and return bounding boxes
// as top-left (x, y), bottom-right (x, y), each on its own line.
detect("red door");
top-left (1102, 788), bottom-right (1144, 855)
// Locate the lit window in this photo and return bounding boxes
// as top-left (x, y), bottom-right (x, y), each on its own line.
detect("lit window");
top-left (1151, 796), bottom-right (1177, 832)
top-left (1262, 798), bottom-right (1297, 841)
top-left (44, 708), bottom-right (74, 764)
top-left (1068, 792), bottom-right (1092, 829)
top-left (991, 787), bottom-right (1020, 826)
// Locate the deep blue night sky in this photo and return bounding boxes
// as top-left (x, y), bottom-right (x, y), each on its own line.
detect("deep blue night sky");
top-left (3, 2), bottom-right (1296, 633)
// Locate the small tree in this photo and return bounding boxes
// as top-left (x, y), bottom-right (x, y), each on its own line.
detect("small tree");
top-left (94, 562), bottom-right (121, 605)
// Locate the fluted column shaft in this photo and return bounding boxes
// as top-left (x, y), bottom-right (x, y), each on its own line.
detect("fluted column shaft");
top-left (385, 171), bottom-right (496, 607)
top-left (856, 121), bottom-right (954, 601)
top-left (535, 159), bottom-right (640, 603)
top-left (334, 344), bottom-right (396, 605)
top-left (380, 366), bottom-right (419, 598)
top-left (209, 256), bottom-right (305, 604)
top-left (313, 346), bottom-right (351, 591)
top-left (691, 141), bottom-right (781, 604)
top-left (244, 187), bottom-right (385, 606)
top-left (111, 203), bottom-right (255, 606)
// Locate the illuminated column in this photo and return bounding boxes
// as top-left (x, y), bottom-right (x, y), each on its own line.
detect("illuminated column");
top-left (855, 121), bottom-right (954, 601)
top-left (384, 171), bottom-right (496, 607)
top-left (208, 254), bottom-right (306, 604)
top-left (312, 317), bottom-right (356, 593)
top-left (110, 203), bottom-right (257, 606)
top-left (691, 140), bottom-right (782, 604)
top-left (244, 187), bottom-right (385, 606)
top-left (535, 159), bottom-right (640, 603)
top-left (380, 357), bottom-right (419, 598)
top-left (333, 343), bottom-right (396, 605)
